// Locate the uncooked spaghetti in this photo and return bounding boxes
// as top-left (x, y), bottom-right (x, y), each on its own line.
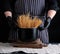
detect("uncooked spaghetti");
top-left (17, 14), bottom-right (42, 28)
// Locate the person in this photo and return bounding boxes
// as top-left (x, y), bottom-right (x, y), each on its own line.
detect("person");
top-left (3, 0), bottom-right (59, 44)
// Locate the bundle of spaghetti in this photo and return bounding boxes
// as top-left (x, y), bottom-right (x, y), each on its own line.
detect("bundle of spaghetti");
top-left (17, 14), bottom-right (42, 28)
top-left (32, 16), bottom-right (42, 28)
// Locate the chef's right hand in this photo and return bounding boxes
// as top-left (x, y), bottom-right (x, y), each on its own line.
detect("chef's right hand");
top-left (6, 16), bottom-right (12, 26)
top-left (6, 16), bottom-right (13, 28)
top-left (37, 16), bottom-right (45, 31)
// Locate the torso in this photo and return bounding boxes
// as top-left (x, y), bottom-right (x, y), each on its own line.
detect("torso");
top-left (12, 0), bottom-right (46, 16)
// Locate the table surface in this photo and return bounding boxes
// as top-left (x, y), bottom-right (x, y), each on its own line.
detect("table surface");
top-left (0, 42), bottom-right (60, 54)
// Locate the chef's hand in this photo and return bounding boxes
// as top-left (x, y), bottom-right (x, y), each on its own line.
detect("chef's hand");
top-left (38, 16), bottom-right (51, 31)
top-left (44, 17), bottom-right (51, 29)
top-left (38, 25), bottom-right (44, 31)
top-left (6, 16), bottom-right (13, 27)
top-left (37, 16), bottom-right (45, 31)
top-left (6, 16), bottom-right (16, 29)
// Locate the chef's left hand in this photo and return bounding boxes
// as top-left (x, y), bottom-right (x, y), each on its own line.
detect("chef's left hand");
top-left (44, 17), bottom-right (51, 29)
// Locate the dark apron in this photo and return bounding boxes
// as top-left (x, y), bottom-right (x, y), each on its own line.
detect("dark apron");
top-left (14, 0), bottom-right (45, 16)
top-left (9, 0), bottom-right (49, 44)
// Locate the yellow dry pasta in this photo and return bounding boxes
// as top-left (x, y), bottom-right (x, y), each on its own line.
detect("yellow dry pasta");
top-left (17, 14), bottom-right (42, 28)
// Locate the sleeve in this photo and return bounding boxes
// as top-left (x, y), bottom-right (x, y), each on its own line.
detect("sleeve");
top-left (46, 0), bottom-right (59, 11)
top-left (3, 0), bottom-right (12, 12)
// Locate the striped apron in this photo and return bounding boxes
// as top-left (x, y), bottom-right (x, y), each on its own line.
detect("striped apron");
top-left (9, 0), bottom-right (49, 44)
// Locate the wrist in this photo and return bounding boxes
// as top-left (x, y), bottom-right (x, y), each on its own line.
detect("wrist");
top-left (47, 17), bottom-right (51, 22)
top-left (6, 16), bottom-right (12, 21)
top-left (6, 16), bottom-right (12, 18)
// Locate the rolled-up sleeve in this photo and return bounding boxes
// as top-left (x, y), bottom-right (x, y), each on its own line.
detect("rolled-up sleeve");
top-left (46, 0), bottom-right (59, 11)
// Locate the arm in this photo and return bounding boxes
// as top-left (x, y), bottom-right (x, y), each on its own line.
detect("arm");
top-left (44, 0), bottom-right (59, 29)
top-left (47, 10), bottom-right (56, 19)
top-left (4, 11), bottom-right (12, 18)
top-left (47, 0), bottom-right (59, 19)
top-left (3, 0), bottom-right (12, 17)
top-left (3, 0), bottom-right (13, 28)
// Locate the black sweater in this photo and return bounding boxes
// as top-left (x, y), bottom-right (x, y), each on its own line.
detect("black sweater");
top-left (3, 0), bottom-right (59, 16)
